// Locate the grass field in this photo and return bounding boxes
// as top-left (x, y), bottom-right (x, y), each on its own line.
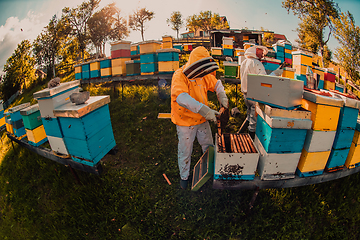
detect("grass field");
top-left (1, 78), bottom-right (360, 239)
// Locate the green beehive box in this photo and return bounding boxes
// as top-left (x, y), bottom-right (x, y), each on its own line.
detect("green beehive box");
top-left (20, 104), bottom-right (42, 130)
top-left (223, 61), bottom-right (238, 79)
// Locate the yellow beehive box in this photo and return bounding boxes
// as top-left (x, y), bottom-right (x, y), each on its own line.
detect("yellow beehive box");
top-left (131, 44), bottom-right (138, 51)
top-left (301, 98), bottom-right (341, 131)
top-left (75, 66), bottom-right (81, 74)
top-left (297, 148), bottom-right (331, 173)
top-left (313, 66), bottom-right (325, 81)
top-left (294, 64), bottom-right (309, 75)
top-left (26, 125), bottom-right (47, 144)
top-left (162, 42), bottom-right (173, 49)
top-left (282, 67), bottom-right (296, 79)
top-left (284, 48), bottom-right (292, 54)
top-left (111, 58), bottom-right (131, 67)
top-left (211, 47), bottom-right (222, 56)
top-left (90, 61), bottom-right (100, 71)
top-left (139, 41), bottom-right (161, 54)
top-left (243, 35), bottom-right (249, 41)
top-left (6, 123), bottom-right (13, 134)
top-left (162, 35), bottom-right (173, 42)
top-left (352, 130), bottom-right (360, 145)
top-left (345, 142), bottom-right (360, 169)
top-left (158, 61), bottom-right (179, 72)
top-left (0, 117), bottom-right (5, 127)
top-left (292, 50), bottom-right (313, 66)
top-left (324, 80), bottom-right (335, 90)
top-left (235, 48), bottom-right (245, 56)
top-left (112, 66), bottom-right (126, 76)
top-left (101, 68), bottom-right (112, 77)
top-left (223, 44), bottom-right (233, 49)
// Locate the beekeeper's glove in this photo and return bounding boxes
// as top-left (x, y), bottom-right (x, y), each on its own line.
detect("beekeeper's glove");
top-left (270, 67), bottom-right (284, 76)
top-left (217, 92), bottom-right (229, 108)
top-left (198, 105), bottom-right (219, 123)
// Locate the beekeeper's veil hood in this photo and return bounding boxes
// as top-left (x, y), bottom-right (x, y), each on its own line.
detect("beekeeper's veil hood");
top-left (244, 45), bottom-right (269, 59)
top-left (183, 46), bottom-right (219, 79)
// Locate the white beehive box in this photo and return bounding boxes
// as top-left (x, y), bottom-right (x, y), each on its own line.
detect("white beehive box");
top-left (254, 136), bottom-right (302, 180)
top-left (247, 74), bottom-right (304, 109)
top-left (47, 135), bottom-right (69, 155)
top-left (303, 130), bottom-right (336, 152)
top-left (214, 133), bottom-right (259, 181)
top-left (33, 80), bottom-right (80, 118)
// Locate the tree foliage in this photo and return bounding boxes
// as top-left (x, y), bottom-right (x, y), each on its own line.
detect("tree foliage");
top-left (88, 2), bottom-right (128, 58)
top-left (186, 11), bottom-right (229, 34)
top-left (129, 8), bottom-right (154, 41)
top-left (1, 40), bottom-right (36, 100)
top-left (282, 0), bottom-right (339, 59)
top-left (332, 11), bottom-right (360, 83)
top-left (167, 11), bottom-right (183, 39)
top-left (33, 15), bottom-right (70, 78)
top-left (62, 0), bottom-right (100, 62)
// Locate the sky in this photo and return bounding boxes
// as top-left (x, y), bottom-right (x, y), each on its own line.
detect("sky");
top-left (0, 0), bottom-right (359, 75)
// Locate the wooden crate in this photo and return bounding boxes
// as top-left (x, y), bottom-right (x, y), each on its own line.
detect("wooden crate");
top-left (297, 149), bottom-right (330, 177)
top-left (20, 104), bottom-right (42, 130)
top-left (345, 142), bottom-right (360, 169)
top-left (214, 133), bottom-right (259, 181)
top-left (26, 125), bottom-right (47, 147)
top-left (247, 74), bottom-right (304, 109)
top-left (303, 130), bottom-right (336, 152)
top-left (255, 136), bottom-right (301, 180)
top-left (33, 80), bottom-right (80, 118)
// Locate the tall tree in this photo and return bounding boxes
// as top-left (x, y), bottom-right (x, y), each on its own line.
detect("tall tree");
top-left (167, 11), bottom-right (183, 39)
top-left (62, 0), bottom-right (100, 62)
top-left (332, 11), bottom-right (360, 83)
top-left (186, 11), bottom-right (229, 35)
top-left (128, 8), bottom-right (154, 41)
top-left (33, 15), bottom-right (70, 78)
top-left (88, 3), bottom-right (128, 58)
top-left (1, 40), bottom-right (36, 100)
top-left (282, 0), bottom-right (339, 59)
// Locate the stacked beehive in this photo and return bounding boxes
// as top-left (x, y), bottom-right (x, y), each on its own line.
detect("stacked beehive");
top-left (261, 57), bottom-right (281, 75)
top-left (324, 68), bottom-right (336, 90)
top-left (0, 100), bottom-right (4, 128)
top-left (345, 120), bottom-right (360, 169)
top-left (326, 91), bottom-right (360, 171)
top-left (4, 112), bottom-right (13, 134)
top-left (100, 57), bottom-right (112, 78)
top-left (81, 63), bottom-right (90, 80)
top-left (74, 64), bottom-right (82, 80)
top-left (20, 104), bottom-right (47, 146)
top-left (173, 44), bottom-right (183, 52)
top-left (273, 42), bottom-right (285, 63)
top-left (130, 43), bottom-right (139, 56)
top-left (292, 50), bottom-right (313, 85)
top-left (222, 37), bottom-right (233, 57)
top-left (255, 103), bottom-right (312, 180)
top-left (183, 43), bottom-right (192, 52)
top-left (284, 42), bottom-right (293, 65)
top-left (156, 48), bottom-right (180, 74)
top-left (281, 67), bottom-right (296, 79)
top-left (214, 133), bottom-right (259, 181)
top-left (335, 83), bottom-right (345, 93)
top-left (8, 103), bottom-right (30, 138)
top-left (162, 35), bottom-right (173, 49)
top-left (139, 41), bottom-right (161, 75)
top-left (111, 41), bottom-right (131, 76)
top-left (243, 35), bottom-right (249, 44)
top-left (33, 80), bottom-right (80, 155)
top-left (125, 60), bottom-right (141, 76)
top-left (312, 66), bottom-right (326, 90)
top-left (297, 90), bottom-right (343, 176)
top-left (53, 95), bottom-right (116, 167)
top-left (89, 60), bottom-right (100, 79)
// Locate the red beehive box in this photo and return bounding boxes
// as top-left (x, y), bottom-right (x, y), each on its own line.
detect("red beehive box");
top-left (324, 69), bottom-right (336, 83)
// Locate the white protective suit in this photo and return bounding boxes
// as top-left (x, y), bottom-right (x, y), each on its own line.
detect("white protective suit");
top-left (240, 46), bottom-right (283, 132)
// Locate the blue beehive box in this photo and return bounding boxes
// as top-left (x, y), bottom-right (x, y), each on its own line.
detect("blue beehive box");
top-left (82, 64), bottom-right (90, 80)
top-left (141, 62), bottom-right (158, 73)
top-left (140, 53), bottom-right (158, 63)
top-left (173, 44), bottom-right (183, 51)
top-left (8, 103), bottom-right (30, 137)
top-left (100, 58), bottom-right (111, 69)
top-left (157, 49), bottom-right (180, 62)
top-left (42, 117), bottom-right (63, 138)
top-left (285, 52), bottom-right (292, 59)
top-left (90, 70), bottom-right (100, 78)
top-left (53, 96), bottom-right (116, 167)
top-left (223, 48), bottom-right (233, 56)
top-left (273, 45), bottom-right (284, 53)
top-left (318, 80), bottom-right (324, 89)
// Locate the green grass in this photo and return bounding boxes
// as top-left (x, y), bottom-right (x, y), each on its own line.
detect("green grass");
top-left (1, 79), bottom-right (360, 239)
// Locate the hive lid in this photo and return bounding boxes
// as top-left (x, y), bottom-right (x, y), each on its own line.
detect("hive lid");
top-left (223, 61), bottom-right (238, 66)
top-left (20, 104), bottom-right (39, 116)
top-left (110, 40), bottom-right (132, 45)
top-left (303, 90), bottom-right (344, 107)
top-left (139, 40), bottom-right (162, 45)
top-left (261, 57), bottom-right (281, 63)
top-left (33, 80), bottom-right (80, 99)
top-left (53, 95), bottom-right (110, 118)
top-left (283, 67), bottom-right (296, 72)
top-left (156, 48), bottom-right (180, 53)
top-left (327, 90), bottom-right (360, 109)
top-left (292, 50), bottom-right (313, 57)
top-left (8, 102), bottom-right (30, 113)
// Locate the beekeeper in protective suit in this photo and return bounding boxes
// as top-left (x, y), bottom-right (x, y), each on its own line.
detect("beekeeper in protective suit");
top-left (240, 45), bottom-right (283, 139)
top-left (171, 46), bottom-right (229, 189)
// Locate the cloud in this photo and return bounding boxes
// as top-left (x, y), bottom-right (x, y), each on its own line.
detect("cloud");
top-left (0, 11), bottom-right (46, 75)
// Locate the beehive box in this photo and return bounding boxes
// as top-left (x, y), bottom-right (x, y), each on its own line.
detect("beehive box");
top-left (282, 67), bottom-right (295, 79)
top-left (223, 48), bottom-right (233, 56)
top-left (140, 53), bottom-right (158, 63)
top-left (222, 37), bottom-right (233, 46)
top-left (273, 44), bottom-right (284, 53)
top-left (223, 61), bottom-right (238, 79)
top-left (81, 64), bottom-right (90, 80)
top-left (261, 57), bottom-right (281, 72)
top-left (214, 133), bottom-right (259, 181)
top-left (158, 61), bottom-right (179, 73)
top-left (313, 66), bottom-right (325, 81)
top-left (100, 68), bottom-right (112, 78)
top-left (223, 44), bottom-right (233, 49)
top-left (244, 43), bottom-right (255, 50)
top-left (326, 148), bottom-right (351, 170)
top-left (247, 74), bottom-right (304, 109)
top-left (211, 47), bottom-right (222, 56)
top-left (156, 48), bottom-right (180, 62)
top-left (20, 104), bottom-right (42, 130)
top-left (131, 43), bottom-right (139, 55)
top-left (47, 135), bottom-right (69, 155)
top-left (141, 62), bottom-right (158, 74)
top-left (111, 40), bottom-right (131, 51)
top-left (255, 107), bottom-right (311, 153)
top-left (255, 136), bottom-right (301, 180)
top-left (324, 69), bottom-right (336, 82)
top-left (191, 146), bottom-right (214, 191)
top-left (303, 130), bottom-right (336, 152)
top-left (294, 64), bottom-right (309, 75)
top-left (297, 149), bottom-right (331, 177)
top-left (332, 129), bottom-right (355, 150)
top-left (301, 90), bottom-right (343, 131)
top-left (75, 65), bottom-right (82, 80)
top-left (25, 125), bottom-right (47, 147)
top-left (335, 83), bottom-right (344, 93)
top-left (173, 44), bottom-right (183, 51)
top-left (126, 60), bottom-right (141, 76)
top-left (139, 41), bottom-right (161, 54)
top-left (345, 141), bottom-right (360, 169)
top-left (33, 80), bottom-right (80, 118)
top-left (53, 96), bottom-right (116, 167)
top-left (324, 80), bottom-right (335, 90)
top-left (89, 60), bottom-right (100, 78)
top-left (111, 58), bottom-right (131, 76)
top-left (0, 116), bottom-right (5, 128)
top-left (8, 103), bottom-right (30, 138)
top-left (292, 50), bottom-right (313, 66)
